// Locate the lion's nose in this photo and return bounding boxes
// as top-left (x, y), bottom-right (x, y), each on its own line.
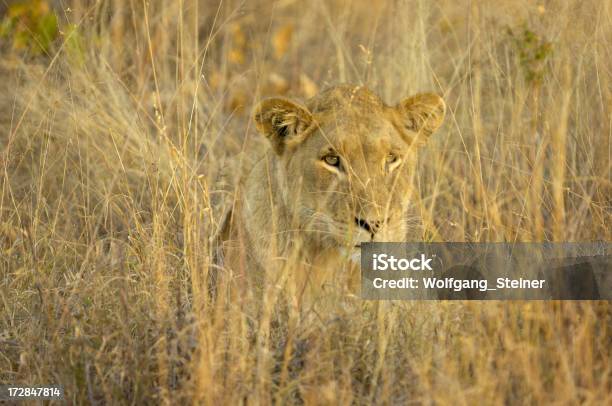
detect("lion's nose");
top-left (355, 217), bottom-right (385, 235)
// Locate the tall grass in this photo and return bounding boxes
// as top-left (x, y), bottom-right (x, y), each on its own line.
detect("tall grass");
top-left (1, 0), bottom-right (610, 403)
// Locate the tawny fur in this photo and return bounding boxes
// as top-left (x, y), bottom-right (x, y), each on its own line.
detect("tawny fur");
top-left (218, 85), bottom-right (446, 290)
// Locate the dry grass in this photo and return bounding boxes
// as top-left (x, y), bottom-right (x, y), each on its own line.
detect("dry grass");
top-left (1, 0), bottom-right (610, 404)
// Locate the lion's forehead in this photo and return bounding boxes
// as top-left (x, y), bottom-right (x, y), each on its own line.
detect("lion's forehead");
top-left (307, 86), bottom-right (399, 146)
top-left (339, 134), bottom-right (391, 158)
top-left (312, 114), bottom-right (398, 156)
top-left (307, 85), bottom-right (386, 115)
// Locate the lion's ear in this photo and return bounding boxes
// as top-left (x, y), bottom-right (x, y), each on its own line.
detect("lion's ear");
top-left (253, 97), bottom-right (315, 155)
top-left (392, 93), bottom-right (446, 145)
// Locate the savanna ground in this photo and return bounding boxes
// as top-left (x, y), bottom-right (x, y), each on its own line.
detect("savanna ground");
top-left (0, 0), bottom-right (610, 404)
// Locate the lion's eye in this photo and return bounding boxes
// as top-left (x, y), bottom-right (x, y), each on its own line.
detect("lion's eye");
top-left (323, 154), bottom-right (340, 167)
top-left (386, 153), bottom-right (398, 164)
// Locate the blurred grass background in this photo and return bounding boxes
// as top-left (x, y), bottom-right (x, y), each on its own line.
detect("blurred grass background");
top-left (0, 0), bottom-right (610, 404)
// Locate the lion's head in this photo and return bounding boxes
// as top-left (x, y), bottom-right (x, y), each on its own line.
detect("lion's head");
top-left (253, 85), bottom-right (445, 250)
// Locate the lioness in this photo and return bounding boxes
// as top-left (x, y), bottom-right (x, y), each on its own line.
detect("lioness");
top-left (218, 85), bottom-right (445, 286)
